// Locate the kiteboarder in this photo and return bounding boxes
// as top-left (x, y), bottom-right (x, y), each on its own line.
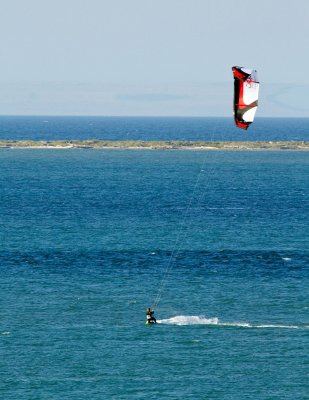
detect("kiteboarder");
top-left (146, 307), bottom-right (156, 324)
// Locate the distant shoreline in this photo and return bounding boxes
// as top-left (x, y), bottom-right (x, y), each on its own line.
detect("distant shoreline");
top-left (0, 140), bottom-right (308, 150)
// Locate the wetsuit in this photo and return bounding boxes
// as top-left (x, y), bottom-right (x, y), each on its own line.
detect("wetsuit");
top-left (146, 309), bottom-right (156, 324)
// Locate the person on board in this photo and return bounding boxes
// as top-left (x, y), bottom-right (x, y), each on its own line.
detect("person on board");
top-left (146, 307), bottom-right (156, 324)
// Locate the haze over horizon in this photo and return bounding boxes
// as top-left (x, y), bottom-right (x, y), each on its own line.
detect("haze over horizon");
top-left (1, 0), bottom-right (309, 117)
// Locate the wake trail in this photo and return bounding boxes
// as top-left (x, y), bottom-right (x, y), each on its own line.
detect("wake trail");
top-left (157, 315), bottom-right (308, 330)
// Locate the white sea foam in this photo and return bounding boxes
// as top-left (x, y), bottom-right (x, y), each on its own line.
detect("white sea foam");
top-left (157, 315), bottom-right (307, 330)
top-left (1, 331), bottom-right (11, 335)
top-left (158, 315), bottom-right (219, 326)
top-left (253, 324), bottom-right (299, 329)
top-left (282, 257), bottom-right (292, 261)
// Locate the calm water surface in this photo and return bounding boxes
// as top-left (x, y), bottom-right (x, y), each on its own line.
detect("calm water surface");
top-left (1, 149), bottom-right (308, 399)
top-left (0, 116), bottom-right (309, 141)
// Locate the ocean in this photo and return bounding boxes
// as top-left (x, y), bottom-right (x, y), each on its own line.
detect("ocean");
top-left (0, 117), bottom-right (308, 399)
top-left (0, 115), bottom-right (309, 141)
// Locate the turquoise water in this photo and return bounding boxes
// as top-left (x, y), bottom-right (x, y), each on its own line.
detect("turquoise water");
top-left (1, 149), bottom-right (308, 399)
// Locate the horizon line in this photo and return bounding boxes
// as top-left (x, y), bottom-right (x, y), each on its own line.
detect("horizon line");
top-left (0, 115), bottom-right (307, 119)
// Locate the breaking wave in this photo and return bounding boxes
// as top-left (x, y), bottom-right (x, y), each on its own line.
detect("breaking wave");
top-left (157, 315), bottom-right (308, 329)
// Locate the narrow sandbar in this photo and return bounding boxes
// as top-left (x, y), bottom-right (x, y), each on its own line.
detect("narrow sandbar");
top-left (0, 140), bottom-right (308, 150)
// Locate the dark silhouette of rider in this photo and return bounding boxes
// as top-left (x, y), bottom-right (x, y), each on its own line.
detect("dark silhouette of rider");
top-left (146, 307), bottom-right (156, 324)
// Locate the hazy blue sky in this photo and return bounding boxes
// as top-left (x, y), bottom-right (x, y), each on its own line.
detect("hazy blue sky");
top-left (1, 0), bottom-right (309, 116)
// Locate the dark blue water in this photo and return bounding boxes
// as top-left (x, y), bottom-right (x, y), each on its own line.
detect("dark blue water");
top-left (1, 149), bottom-right (308, 399)
top-left (0, 116), bottom-right (309, 141)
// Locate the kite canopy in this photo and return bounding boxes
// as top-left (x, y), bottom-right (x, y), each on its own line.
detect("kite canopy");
top-left (232, 66), bottom-right (259, 130)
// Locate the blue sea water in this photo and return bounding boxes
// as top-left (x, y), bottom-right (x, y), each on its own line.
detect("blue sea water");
top-left (0, 115), bottom-right (309, 141)
top-left (0, 118), bottom-right (309, 399)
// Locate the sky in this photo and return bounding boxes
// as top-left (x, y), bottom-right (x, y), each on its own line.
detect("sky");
top-left (0, 0), bottom-right (309, 116)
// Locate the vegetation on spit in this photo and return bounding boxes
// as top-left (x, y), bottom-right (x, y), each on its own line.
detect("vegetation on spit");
top-left (0, 140), bottom-right (308, 150)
